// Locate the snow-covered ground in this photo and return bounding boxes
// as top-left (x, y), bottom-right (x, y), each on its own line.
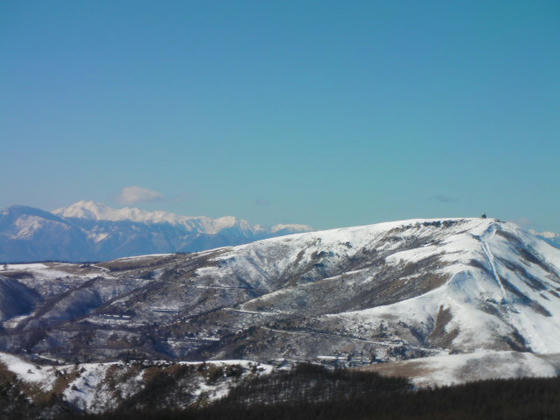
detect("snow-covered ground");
top-left (0, 352), bottom-right (274, 413)
top-left (4, 263), bottom-right (73, 279)
top-left (0, 352), bottom-right (58, 390)
top-left (365, 350), bottom-right (560, 388)
top-left (322, 218), bottom-right (560, 354)
top-left (2, 349), bottom-right (560, 413)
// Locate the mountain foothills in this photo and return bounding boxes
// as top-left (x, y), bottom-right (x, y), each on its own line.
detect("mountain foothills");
top-left (0, 201), bottom-right (312, 262)
top-left (1, 217), bottom-right (560, 416)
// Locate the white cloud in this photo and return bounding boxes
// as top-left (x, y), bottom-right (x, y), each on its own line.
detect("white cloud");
top-left (117, 186), bottom-right (163, 205)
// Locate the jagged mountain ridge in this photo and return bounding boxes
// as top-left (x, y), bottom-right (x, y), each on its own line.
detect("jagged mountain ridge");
top-left (1, 217), bottom-right (560, 366)
top-left (0, 201), bottom-right (312, 262)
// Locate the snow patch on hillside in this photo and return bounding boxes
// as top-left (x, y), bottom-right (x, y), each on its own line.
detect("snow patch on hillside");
top-left (369, 350), bottom-right (559, 388)
top-left (0, 353), bottom-right (57, 390)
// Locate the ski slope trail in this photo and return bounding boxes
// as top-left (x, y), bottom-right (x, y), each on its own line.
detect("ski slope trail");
top-left (481, 224), bottom-right (508, 302)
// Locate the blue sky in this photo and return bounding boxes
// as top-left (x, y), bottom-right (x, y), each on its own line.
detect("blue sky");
top-left (1, 1), bottom-right (559, 231)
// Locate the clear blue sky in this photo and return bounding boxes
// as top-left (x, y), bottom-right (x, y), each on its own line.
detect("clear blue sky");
top-left (1, 1), bottom-right (559, 231)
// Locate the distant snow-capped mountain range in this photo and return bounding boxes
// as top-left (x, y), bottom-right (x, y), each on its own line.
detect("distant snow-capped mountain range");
top-left (531, 229), bottom-right (560, 249)
top-left (0, 201), bottom-right (312, 262)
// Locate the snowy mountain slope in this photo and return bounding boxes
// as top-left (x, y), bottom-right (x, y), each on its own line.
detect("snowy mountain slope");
top-left (0, 202), bottom-right (312, 262)
top-left (1, 349), bottom-right (558, 416)
top-left (0, 206), bottom-right (93, 262)
top-left (362, 350), bottom-right (560, 388)
top-left (1, 217), bottom-right (560, 368)
top-left (0, 352), bottom-right (272, 414)
top-left (322, 220), bottom-right (560, 356)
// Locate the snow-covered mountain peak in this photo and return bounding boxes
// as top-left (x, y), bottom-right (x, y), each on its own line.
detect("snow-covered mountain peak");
top-left (54, 202), bottom-right (248, 231)
top-left (188, 216), bottom-right (560, 354)
top-left (53, 200), bottom-right (111, 220)
top-left (52, 201), bottom-right (315, 236)
top-left (531, 229), bottom-right (560, 249)
top-left (53, 200), bottom-right (184, 224)
top-left (1, 202), bottom-right (314, 262)
top-left (53, 201), bottom-right (251, 233)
